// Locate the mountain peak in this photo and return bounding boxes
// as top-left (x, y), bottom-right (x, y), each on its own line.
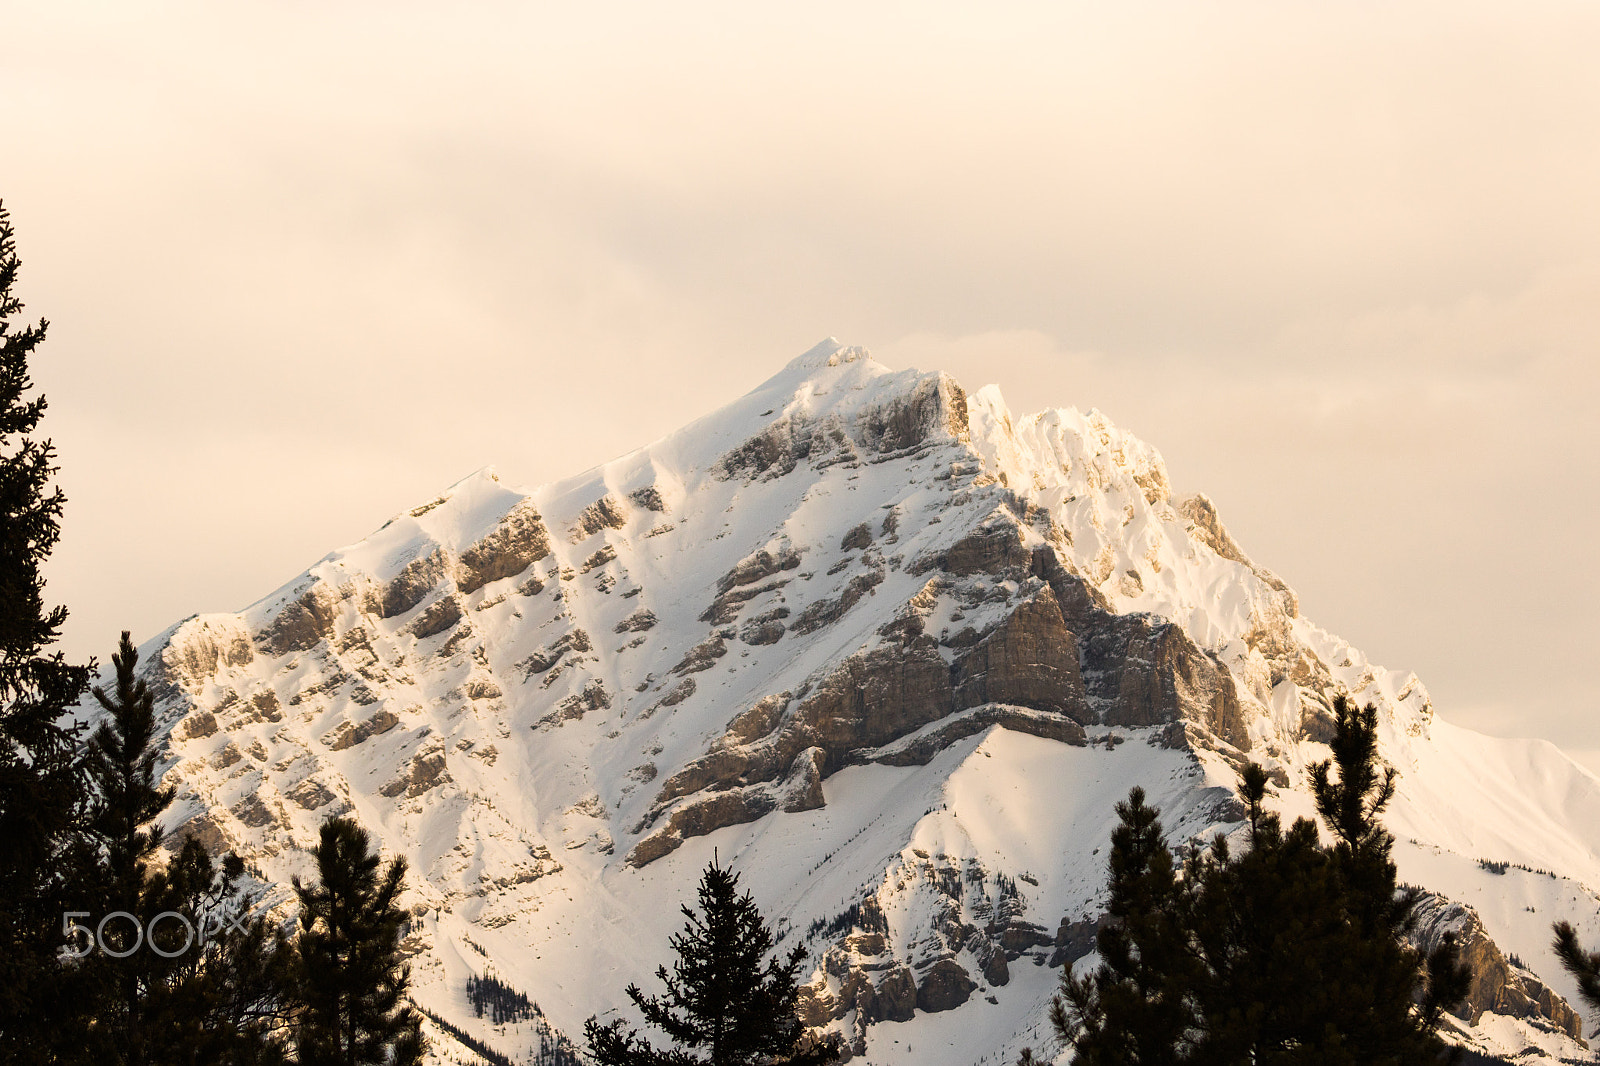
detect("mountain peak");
top-left (122, 339), bottom-right (1600, 1066)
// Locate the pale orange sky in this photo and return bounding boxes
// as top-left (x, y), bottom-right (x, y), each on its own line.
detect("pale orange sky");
top-left (6, 2), bottom-right (1599, 761)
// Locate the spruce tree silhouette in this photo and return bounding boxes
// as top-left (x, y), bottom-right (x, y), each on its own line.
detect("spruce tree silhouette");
top-left (84, 632), bottom-right (293, 1065)
top-left (291, 816), bottom-right (425, 1066)
top-left (0, 198), bottom-right (95, 1065)
top-left (585, 859), bottom-right (840, 1066)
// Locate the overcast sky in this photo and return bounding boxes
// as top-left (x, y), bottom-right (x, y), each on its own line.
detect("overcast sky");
top-left (7, 1), bottom-right (1599, 764)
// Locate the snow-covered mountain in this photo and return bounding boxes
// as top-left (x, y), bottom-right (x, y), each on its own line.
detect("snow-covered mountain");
top-left (131, 341), bottom-right (1600, 1064)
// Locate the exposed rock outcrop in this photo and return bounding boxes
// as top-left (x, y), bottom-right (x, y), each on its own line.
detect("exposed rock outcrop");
top-left (571, 495), bottom-right (628, 541)
top-left (1094, 619), bottom-right (1250, 752)
top-left (258, 584), bottom-right (342, 656)
top-left (409, 595), bottom-right (463, 639)
top-left (1411, 893), bottom-right (1584, 1042)
top-left (916, 959), bottom-right (975, 1013)
top-left (951, 586), bottom-right (1088, 720)
top-left (370, 548), bottom-right (450, 619)
top-left (458, 500), bottom-right (551, 594)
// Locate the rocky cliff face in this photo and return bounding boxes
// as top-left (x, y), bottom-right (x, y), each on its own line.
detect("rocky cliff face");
top-left (121, 341), bottom-right (1600, 1065)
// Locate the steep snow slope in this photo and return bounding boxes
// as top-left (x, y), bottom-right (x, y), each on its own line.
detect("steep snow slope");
top-left (130, 341), bottom-right (1600, 1064)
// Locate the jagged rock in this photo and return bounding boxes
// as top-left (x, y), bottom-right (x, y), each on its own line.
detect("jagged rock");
top-left (873, 967), bottom-right (918, 1023)
top-left (175, 711), bottom-right (218, 741)
top-left (995, 919), bottom-right (1053, 959)
top-left (463, 677), bottom-right (503, 701)
top-left (571, 495), bottom-right (629, 541)
top-left (858, 373), bottom-right (968, 453)
top-left (164, 619), bottom-right (255, 684)
top-left (288, 668), bottom-right (353, 707)
top-left (790, 642), bottom-right (954, 754)
top-left (1411, 892), bottom-right (1583, 1040)
top-left (973, 939), bottom-right (1010, 986)
top-left (715, 420), bottom-right (810, 481)
top-left (1521, 969), bottom-right (1583, 1044)
top-left (1179, 493), bottom-right (1298, 617)
top-left (409, 595), bottom-right (463, 639)
top-left (326, 707), bottom-right (400, 751)
top-left (459, 500), bottom-right (552, 593)
top-left (646, 613), bottom-right (1104, 858)
top-left (951, 586), bottom-right (1089, 720)
top-left (258, 583), bottom-right (341, 656)
top-left (790, 569), bottom-right (883, 636)
top-left (549, 680), bottom-right (610, 723)
top-left (580, 545), bottom-right (617, 573)
top-left (916, 959), bottom-right (975, 1013)
top-left (287, 778), bottom-right (337, 810)
top-left (781, 747), bottom-right (826, 812)
top-left (518, 630), bottom-right (592, 678)
top-left (643, 643), bottom-right (955, 851)
top-left (740, 607), bottom-right (789, 646)
top-left (628, 789), bottom-right (779, 866)
top-left (371, 548), bottom-right (449, 619)
top-left (379, 746), bottom-right (450, 800)
top-left (722, 695), bottom-right (786, 746)
top-left (242, 690), bottom-right (282, 724)
top-left (841, 523), bottom-right (873, 551)
top-left (914, 520), bottom-right (1032, 579)
top-left (1049, 915), bottom-right (1104, 968)
top-left (717, 547), bottom-right (802, 594)
top-left (672, 637), bottom-right (727, 675)
top-left (615, 609), bottom-right (657, 633)
top-left (1097, 621), bottom-right (1250, 752)
top-left (863, 706), bottom-right (1086, 767)
top-left (1299, 703), bottom-right (1339, 744)
top-left (656, 678), bottom-right (696, 708)
top-left (701, 579), bottom-right (791, 625)
top-left (629, 485), bottom-right (667, 512)
top-left (231, 794), bottom-right (278, 829)
top-left (436, 623), bottom-right (476, 658)
top-left (796, 983), bottom-right (837, 1028)
top-left (847, 930), bottom-right (888, 957)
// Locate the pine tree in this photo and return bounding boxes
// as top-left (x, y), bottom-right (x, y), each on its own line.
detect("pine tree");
top-left (584, 860), bottom-right (841, 1066)
top-left (1307, 697), bottom-right (1470, 1062)
top-left (82, 631), bottom-right (292, 1065)
top-left (82, 631), bottom-right (179, 1065)
top-left (82, 630), bottom-right (294, 1062)
top-left (0, 198), bottom-right (96, 1064)
top-left (1051, 699), bottom-right (1469, 1064)
top-left (1054, 788), bottom-right (1198, 1066)
top-left (151, 837), bottom-right (295, 1066)
top-left (290, 816), bottom-right (426, 1066)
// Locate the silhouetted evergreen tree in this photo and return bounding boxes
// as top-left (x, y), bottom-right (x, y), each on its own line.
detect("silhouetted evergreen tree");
top-left (290, 816), bottom-right (425, 1066)
top-left (83, 631), bottom-right (178, 1065)
top-left (0, 198), bottom-right (96, 1065)
top-left (1051, 698), bottom-right (1469, 1064)
top-left (1054, 788), bottom-right (1198, 1066)
top-left (84, 631), bottom-right (292, 1064)
top-left (585, 860), bottom-right (840, 1066)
